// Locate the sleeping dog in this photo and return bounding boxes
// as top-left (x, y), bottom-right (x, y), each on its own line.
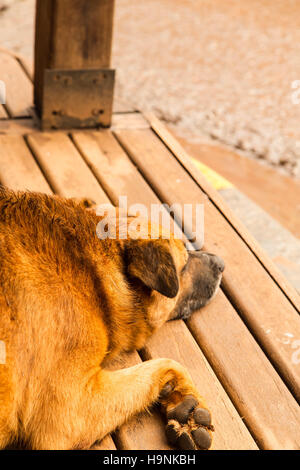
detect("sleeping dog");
top-left (0, 188), bottom-right (224, 450)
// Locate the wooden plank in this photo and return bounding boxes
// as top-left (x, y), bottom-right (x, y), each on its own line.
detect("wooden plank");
top-left (143, 321), bottom-right (259, 450)
top-left (187, 291), bottom-right (300, 449)
top-left (114, 128), bottom-right (300, 404)
top-left (0, 47), bottom-right (34, 83)
top-left (112, 113), bottom-right (150, 130)
top-left (145, 113), bottom-right (300, 313)
top-left (116, 410), bottom-right (170, 451)
top-left (0, 52), bottom-right (33, 118)
top-left (72, 130), bottom-right (160, 208)
top-left (27, 132), bottom-right (110, 201)
top-left (0, 118), bottom-right (36, 135)
top-left (0, 135), bottom-right (51, 193)
top-left (0, 106), bottom-right (8, 119)
top-left (73, 130), bottom-right (257, 450)
top-left (18, 57), bottom-right (34, 82)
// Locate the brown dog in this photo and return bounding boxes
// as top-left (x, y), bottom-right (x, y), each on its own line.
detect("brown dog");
top-left (0, 188), bottom-right (224, 450)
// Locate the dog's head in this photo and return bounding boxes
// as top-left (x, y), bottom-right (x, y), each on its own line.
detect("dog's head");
top-left (106, 214), bottom-right (225, 322)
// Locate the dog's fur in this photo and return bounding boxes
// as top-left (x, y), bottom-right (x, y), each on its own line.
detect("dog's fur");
top-left (0, 188), bottom-right (224, 450)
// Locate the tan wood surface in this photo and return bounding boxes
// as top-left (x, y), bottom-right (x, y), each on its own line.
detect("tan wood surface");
top-left (0, 52), bottom-right (33, 118)
top-left (72, 130), bottom-right (159, 208)
top-left (0, 46), bottom-right (34, 83)
top-left (112, 112), bottom-right (149, 130)
top-left (27, 132), bottom-right (110, 201)
top-left (0, 118), bottom-right (36, 135)
top-left (0, 105), bottom-right (8, 119)
top-left (116, 410), bottom-right (171, 451)
top-left (0, 135), bottom-right (51, 193)
top-left (143, 321), bottom-right (258, 450)
top-left (18, 56), bottom-right (34, 82)
top-left (114, 128), bottom-right (300, 404)
top-left (187, 292), bottom-right (300, 449)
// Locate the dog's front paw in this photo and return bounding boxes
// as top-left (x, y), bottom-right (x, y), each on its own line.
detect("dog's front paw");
top-left (161, 392), bottom-right (214, 450)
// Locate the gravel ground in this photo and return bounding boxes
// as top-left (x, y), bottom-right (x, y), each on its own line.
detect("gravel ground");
top-left (1, 0), bottom-right (300, 177)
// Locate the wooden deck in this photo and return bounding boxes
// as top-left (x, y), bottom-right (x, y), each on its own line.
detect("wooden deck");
top-left (0, 49), bottom-right (300, 450)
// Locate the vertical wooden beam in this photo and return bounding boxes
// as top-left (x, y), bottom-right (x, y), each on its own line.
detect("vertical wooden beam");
top-left (34, 0), bottom-right (115, 130)
top-left (51, 0), bottom-right (115, 69)
top-left (34, 0), bottom-right (54, 114)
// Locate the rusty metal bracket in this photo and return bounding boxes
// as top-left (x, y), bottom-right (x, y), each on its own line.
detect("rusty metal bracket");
top-left (40, 68), bottom-right (115, 130)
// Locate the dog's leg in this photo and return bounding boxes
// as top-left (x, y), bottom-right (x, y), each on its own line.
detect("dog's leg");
top-left (67, 358), bottom-right (214, 450)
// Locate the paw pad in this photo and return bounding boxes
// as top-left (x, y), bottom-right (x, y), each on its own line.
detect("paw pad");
top-left (167, 395), bottom-right (198, 423)
top-left (165, 395), bottom-right (214, 450)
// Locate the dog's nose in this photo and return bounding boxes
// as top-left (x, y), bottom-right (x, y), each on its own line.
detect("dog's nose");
top-left (202, 253), bottom-right (225, 273)
top-left (210, 254), bottom-right (225, 273)
top-left (192, 251), bottom-right (225, 273)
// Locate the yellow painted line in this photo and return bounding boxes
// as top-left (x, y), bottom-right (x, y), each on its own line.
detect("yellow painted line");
top-left (191, 157), bottom-right (233, 190)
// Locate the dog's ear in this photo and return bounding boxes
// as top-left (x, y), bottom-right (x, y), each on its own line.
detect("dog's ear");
top-left (125, 240), bottom-right (179, 298)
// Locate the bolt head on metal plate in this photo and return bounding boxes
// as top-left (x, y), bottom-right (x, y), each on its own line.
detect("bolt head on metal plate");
top-left (41, 68), bottom-right (115, 130)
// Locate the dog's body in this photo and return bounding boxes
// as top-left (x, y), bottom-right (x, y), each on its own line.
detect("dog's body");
top-left (0, 188), bottom-right (224, 450)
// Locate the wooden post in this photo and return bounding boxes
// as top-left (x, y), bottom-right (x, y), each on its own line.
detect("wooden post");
top-left (34, 0), bottom-right (115, 130)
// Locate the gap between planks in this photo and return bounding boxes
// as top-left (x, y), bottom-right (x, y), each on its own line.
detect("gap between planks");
top-left (0, 51), bottom-right (33, 118)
